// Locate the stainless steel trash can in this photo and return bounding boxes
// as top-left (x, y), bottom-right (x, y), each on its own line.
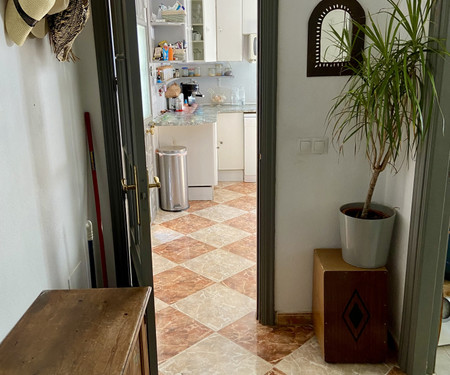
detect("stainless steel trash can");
top-left (157, 146), bottom-right (189, 211)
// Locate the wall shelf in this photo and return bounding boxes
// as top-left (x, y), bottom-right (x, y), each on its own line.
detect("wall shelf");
top-left (151, 22), bottom-right (186, 26)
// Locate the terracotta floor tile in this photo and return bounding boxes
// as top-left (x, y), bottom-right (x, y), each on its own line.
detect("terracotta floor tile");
top-left (225, 196), bottom-right (257, 211)
top-left (387, 367), bottom-right (407, 375)
top-left (219, 313), bottom-right (314, 365)
top-left (224, 182), bottom-right (257, 195)
top-left (265, 369), bottom-right (287, 375)
top-left (154, 266), bottom-right (214, 304)
top-left (161, 214), bottom-right (215, 234)
top-left (223, 234), bottom-right (257, 262)
top-left (153, 236), bottom-right (216, 263)
top-left (225, 212), bottom-right (257, 234)
top-left (187, 200), bottom-right (219, 212)
top-left (156, 307), bottom-right (213, 364)
top-left (222, 265), bottom-right (257, 299)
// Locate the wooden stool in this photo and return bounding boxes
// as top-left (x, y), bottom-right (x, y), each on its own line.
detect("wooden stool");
top-left (313, 249), bottom-right (388, 363)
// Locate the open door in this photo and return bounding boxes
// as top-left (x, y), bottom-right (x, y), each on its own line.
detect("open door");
top-left (91, 0), bottom-right (158, 373)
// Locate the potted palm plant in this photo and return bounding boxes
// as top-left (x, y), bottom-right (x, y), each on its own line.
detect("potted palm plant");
top-left (327, 0), bottom-right (447, 268)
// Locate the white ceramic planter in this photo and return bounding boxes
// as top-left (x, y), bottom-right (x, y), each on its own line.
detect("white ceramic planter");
top-left (339, 202), bottom-right (396, 268)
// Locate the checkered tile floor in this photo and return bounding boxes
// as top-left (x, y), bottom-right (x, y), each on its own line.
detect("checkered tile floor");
top-left (151, 182), bottom-right (404, 375)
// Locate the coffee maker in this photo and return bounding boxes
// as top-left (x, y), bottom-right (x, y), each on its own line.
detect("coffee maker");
top-left (180, 81), bottom-right (204, 106)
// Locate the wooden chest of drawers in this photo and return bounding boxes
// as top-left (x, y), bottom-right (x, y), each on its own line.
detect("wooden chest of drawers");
top-left (313, 249), bottom-right (388, 363)
top-left (0, 288), bottom-right (151, 375)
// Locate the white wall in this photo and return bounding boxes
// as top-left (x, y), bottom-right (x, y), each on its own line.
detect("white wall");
top-left (276, 0), bottom-right (414, 342)
top-left (0, 1), bottom-right (89, 340)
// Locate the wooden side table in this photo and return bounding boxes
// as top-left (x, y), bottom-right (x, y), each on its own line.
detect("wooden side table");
top-left (0, 288), bottom-right (151, 375)
top-left (313, 249), bottom-right (388, 363)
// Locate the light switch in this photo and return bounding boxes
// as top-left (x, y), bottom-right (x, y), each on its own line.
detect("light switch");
top-left (313, 140), bottom-right (326, 154)
top-left (299, 140), bottom-right (312, 154)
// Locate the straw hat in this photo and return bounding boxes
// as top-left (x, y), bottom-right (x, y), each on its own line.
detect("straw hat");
top-left (31, 0), bottom-right (69, 39)
top-left (5, 0), bottom-right (56, 46)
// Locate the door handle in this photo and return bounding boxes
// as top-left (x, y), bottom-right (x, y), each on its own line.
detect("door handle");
top-left (121, 165), bottom-right (141, 225)
top-left (149, 176), bottom-right (161, 189)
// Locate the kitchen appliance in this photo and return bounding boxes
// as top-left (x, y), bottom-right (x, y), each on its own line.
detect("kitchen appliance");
top-left (247, 33), bottom-right (257, 62)
top-left (180, 81), bottom-right (204, 106)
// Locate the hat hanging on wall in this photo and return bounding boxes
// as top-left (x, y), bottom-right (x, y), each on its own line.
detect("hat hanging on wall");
top-left (47, 0), bottom-right (90, 62)
top-left (5, 0), bottom-right (56, 46)
top-left (31, 0), bottom-right (70, 39)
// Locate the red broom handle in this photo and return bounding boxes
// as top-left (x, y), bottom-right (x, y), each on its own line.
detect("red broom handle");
top-left (84, 112), bottom-right (108, 287)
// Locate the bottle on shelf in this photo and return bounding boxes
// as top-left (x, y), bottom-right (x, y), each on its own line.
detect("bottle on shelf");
top-left (168, 45), bottom-right (174, 61)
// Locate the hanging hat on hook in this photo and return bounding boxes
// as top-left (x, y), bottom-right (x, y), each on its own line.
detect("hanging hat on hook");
top-left (47, 0), bottom-right (90, 62)
top-left (31, 0), bottom-right (70, 39)
top-left (5, 0), bottom-right (56, 46)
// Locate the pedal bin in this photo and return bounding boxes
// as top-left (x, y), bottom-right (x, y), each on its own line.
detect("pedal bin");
top-left (157, 146), bottom-right (189, 211)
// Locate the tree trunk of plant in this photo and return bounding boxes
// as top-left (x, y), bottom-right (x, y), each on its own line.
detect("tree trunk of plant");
top-left (361, 168), bottom-right (382, 219)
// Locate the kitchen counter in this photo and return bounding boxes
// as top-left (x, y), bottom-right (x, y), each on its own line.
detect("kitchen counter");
top-left (153, 103), bottom-right (257, 126)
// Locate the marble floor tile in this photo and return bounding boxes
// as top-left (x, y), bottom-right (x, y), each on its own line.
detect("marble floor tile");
top-left (219, 312), bottom-right (314, 365)
top-left (152, 253), bottom-right (177, 275)
top-left (158, 333), bottom-right (273, 375)
top-left (153, 236), bottom-right (216, 263)
top-left (173, 283), bottom-right (256, 331)
top-left (154, 297), bottom-right (169, 312)
top-left (213, 188), bottom-right (244, 203)
top-left (436, 346), bottom-right (450, 375)
top-left (151, 224), bottom-right (183, 247)
top-left (225, 212), bottom-right (257, 234)
top-left (216, 181), bottom-right (239, 188)
top-left (194, 205), bottom-right (247, 223)
top-left (265, 368), bottom-right (288, 375)
top-left (224, 182), bottom-right (257, 195)
top-left (189, 224), bottom-right (251, 248)
top-left (249, 191), bottom-right (257, 198)
top-left (161, 214), bottom-right (215, 234)
top-left (225, 196), bottom-right (257, 212)
top-left (274, 336), bottom-right (391, 375)
top-left (156, 307), bottom-right (213, 364)
top-left (222, 265), bottom-right (257, 299)
top-left (154, 266), bottom-right (214, 304)
top-left (387, 367), bottom-right (406, 375)
top-left (153, 209), bottom-right (188, 225)
top-left (183, 249), bottom-right (255, 282)
top-left (187, 200), bottom-right (218, 213)
top-left (223, 234), bottom-right (257, 262)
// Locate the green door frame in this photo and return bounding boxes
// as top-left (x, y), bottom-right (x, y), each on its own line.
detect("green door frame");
top-left (257, 0), bottom-right (278, 325)
top-left (399, 0), bottom-right (450, 373)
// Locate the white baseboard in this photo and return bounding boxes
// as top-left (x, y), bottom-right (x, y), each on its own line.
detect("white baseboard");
top-left (218, 170), bottom-right (244, 182)
top-left (188, 186), bottom-right (214, 200)
top-left (244, 175), bottom-right (257, 183)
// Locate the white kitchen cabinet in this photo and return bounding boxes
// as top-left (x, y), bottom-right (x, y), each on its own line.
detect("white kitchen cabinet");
top-left (190, 0), bottom-right (217, 61)
top-left (157, 123), bottom-right (217, 200)
top-left (243, 0), bottom-right (257, 34)
top-left (216, 0), bottom-right (243, 61)
top-left (244, 113), bottom-right (257, 182)
top-left (217, 112), bottom-right (244, 181)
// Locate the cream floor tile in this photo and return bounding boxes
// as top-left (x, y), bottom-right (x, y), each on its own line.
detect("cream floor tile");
top-left (173, 283), bottom-right (256, 331)
top-left (159, 333), bottom-right (272, 375)
top-left (154, 297), bottom-right (169, 312)
top-left (188, 224), bottom-right (251, 248)
top-left (152, 253), bottom-right (177, 275)
top-left (183, 249), bottom-right (255, 282)
top-left (194, 205), bottom-right (247, 223)
top-left (275, 337), bottom-right (391, 375)
top-left (216, 181), bottom-right (240, 189)
top-left (248, 191), bottom-right (257, 198)
top-left (436, 346), bottom-right (450, 375)
top-left (151, 224), bottom-right (183, 247)
top-left (213, 188), bottom-right (244, 203)
top-left (153, 209), bottom-right (189, 225)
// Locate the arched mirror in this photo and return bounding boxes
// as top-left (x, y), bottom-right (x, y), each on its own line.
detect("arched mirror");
top-left (307, 0), bottom-right (365, 77)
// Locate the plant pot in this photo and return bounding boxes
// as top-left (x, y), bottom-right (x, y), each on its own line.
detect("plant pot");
top-left (339, 202), bottom-right (396, 268)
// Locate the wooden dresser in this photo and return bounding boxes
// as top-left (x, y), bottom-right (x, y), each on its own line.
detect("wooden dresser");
top-left (313, 249), bottom-right (388, 363)
top-left (0, 287), bottom-right (151, 375)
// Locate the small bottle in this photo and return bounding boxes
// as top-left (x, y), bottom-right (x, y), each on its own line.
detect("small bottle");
top-left (162, 43), bottom-right (169, 61)
top-left (168, 44), bottom-right (174, 61)
top-left (157, 69), bottom-right (162, 83)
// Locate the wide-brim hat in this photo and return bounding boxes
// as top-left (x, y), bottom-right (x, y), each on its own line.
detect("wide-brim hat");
top-left (5, 0), bottom-right (56, 46)
top-left (31, 0), bottom-right (69, 39)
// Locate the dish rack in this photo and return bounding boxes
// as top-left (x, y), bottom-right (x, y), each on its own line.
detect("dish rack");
top-left (161, 10), bottom-right (186, 23)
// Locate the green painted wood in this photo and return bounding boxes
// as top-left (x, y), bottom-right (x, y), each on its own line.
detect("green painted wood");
top-left (399, 1), bottom-right (450, 374)
top-left (257, 0), bottom-right (278, 326)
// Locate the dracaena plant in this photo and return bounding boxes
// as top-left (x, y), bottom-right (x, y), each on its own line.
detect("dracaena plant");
top-left (327, 0), bottom-right (447, 219)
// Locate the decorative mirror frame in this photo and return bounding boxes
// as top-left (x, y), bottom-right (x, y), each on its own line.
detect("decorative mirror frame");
top-left (307, 0), bottom-right (365, 77)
